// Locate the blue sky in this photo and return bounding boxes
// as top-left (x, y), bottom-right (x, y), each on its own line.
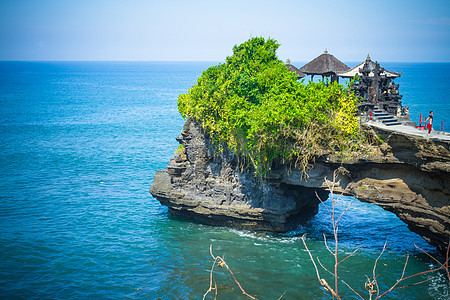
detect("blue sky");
top-left (1, 0), bottom-right (449, 62)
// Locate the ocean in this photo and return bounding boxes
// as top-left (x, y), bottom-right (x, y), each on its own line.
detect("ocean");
top-left (0, 61), bottom-right (448, 299)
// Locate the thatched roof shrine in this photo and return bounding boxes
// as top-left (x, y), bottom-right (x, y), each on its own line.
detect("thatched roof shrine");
top-left (338, 54), bottom-right (401, 78)
top-left (299, 49), bottom-right (349, 77)
top-left (285, 59), bottom-right (305, 79)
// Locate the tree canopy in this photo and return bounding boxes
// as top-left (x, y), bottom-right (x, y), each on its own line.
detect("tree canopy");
top-left (178, 37), bottom-right (361, 176)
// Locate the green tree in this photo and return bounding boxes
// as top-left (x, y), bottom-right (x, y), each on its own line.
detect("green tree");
top-left (178, 37), bottom-right (362, 176)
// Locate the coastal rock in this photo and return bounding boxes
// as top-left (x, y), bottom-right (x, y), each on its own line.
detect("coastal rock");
top-left (151, 118), bottom-right (328, 231)
top-left (151, 118), bottom-right (450, 254)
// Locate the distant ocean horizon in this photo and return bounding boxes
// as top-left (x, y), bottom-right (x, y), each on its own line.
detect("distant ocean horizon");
top-left (10, 59), bottom-right (442, 128)
top-left (0, 61), bottom-right (448, 299)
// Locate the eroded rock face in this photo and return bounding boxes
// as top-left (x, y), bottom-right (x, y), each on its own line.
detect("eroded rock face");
top-left (150, 119), bottom-right (450, 254)
top-left (151, 118), bottom-right (327, 232)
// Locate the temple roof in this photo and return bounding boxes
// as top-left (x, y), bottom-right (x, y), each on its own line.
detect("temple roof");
top-left (337, 54), bottom-right (401, 78)
top-left (299, 49), bottom-right (349, 76)
top-left (285, 59), bottom-right (305, 79)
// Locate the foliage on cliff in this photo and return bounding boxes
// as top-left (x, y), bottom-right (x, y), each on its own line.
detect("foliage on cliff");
top-left (178, 37), bottom-right (362, 176)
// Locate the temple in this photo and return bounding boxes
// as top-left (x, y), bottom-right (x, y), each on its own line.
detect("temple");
top-left (338, 55), bottom-right (403, 117)
top-left (286, 51), bottom-right (407, 126)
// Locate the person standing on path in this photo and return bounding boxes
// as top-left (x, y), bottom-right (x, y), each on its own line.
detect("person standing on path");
top-left (426, 111), bottom-right (433, 134)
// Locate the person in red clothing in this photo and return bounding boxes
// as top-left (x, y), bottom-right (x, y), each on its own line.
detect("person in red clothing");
top-left (425, 111), bottom-right (433, 134)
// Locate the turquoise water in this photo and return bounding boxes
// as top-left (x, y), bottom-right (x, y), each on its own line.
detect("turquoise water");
top-left (382, 62), bottom-right (450, 130)
top-left (0, 62), bottom-right (448, 299)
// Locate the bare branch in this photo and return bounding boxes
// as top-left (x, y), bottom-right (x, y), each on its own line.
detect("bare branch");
top-left (220, 260), bottom-right (256, 299)
top-left (302, 235), bottom-right (322, 282)
top-left (393, 277), bottom-right (434, 290)
top-left (340, 279), bottom-right (365, 300)
top-left (447, 240), bottom-right (450, 286)
top-left (315, 190), bottom-right (332, 217)
top-left (277, 291), bottom-right (286, 300)
top-left (331, 172), bottom-right (340, 297)
top-left (414, 243), bottom-right (445, 268)
top-left (447, 239), bottom-right (450, 269)
top-left (364, 275), bottom-right (377, 300)
top-left (375, 267), bottom-right (445, 299)
top-left (209, 244), bottom-right (215, 260)
top-left (335, 197), bottom-right (355, 226)
top-left (402, 253), bottom-right (410, 278)
top-left (317, 257), bottom-right (334, 277)
top-left (375, 253), bottom-right (446, 299)
top-left (324, 176), bottom-right (333, 193)
top-left (308, 173), bottom-right (448, 300)
top-left (203, 246), bottom-right (219, 300)
top-left (414, 240), bottom-right (450, 287)
top-left (302, 235), bottom-right (340, 299)
top-left (208, 245), bottom-right (258, 299)
top-left (323, 234), bottom-right (334, 256)
top-left (317, 258), bottom-right (364, 300)
top-left (371, 240), bottom-right (389, 298)
top-left (390, 266), bottom-right (444, 285)
top-left (207, 267), bottom-right (218, 295)
top-left (339, 246), bottom-right (361, 265)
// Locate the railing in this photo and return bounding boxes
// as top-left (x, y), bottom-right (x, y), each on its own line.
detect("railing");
top-left (415, 113), bottom-right (445, 133)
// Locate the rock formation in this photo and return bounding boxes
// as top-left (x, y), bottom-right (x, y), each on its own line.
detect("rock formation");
top-left (151, 118), bottom-right (450, 254)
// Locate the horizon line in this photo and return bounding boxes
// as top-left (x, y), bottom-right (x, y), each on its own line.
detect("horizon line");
top-left (1, 59), bottom-right (450, 64)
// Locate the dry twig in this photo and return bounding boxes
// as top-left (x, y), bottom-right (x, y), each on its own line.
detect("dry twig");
top-left (414, 239), bottom-right (450, 286)
top-left (203, 172), bottom-right (449, 299)
top-left (204, 244), bottom-right (258, 300)
top-left (301, 170), bottom-right (448, 300)
top-left (301, 235), bottom-right (340, 299)
top-left (203, 252), bottom-right (219, 300)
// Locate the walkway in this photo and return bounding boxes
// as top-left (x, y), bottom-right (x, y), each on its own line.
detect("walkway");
top-left (365, 119), bottom-right (450, 144)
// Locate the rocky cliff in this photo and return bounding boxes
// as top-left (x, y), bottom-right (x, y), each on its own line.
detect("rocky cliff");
top-left (150, 118), bottom-right (450, 254)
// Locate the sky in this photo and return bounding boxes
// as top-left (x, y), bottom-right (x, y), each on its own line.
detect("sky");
top-left (0, 0), bottom-right (449, 62)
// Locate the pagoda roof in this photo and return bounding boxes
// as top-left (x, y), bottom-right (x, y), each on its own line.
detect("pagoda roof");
top-left (285, 59), bottom-right (305, 79)
top-left (299, 49), bottom-right (349, 76)
top-left (337, 55), bottom-right (401, 78)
